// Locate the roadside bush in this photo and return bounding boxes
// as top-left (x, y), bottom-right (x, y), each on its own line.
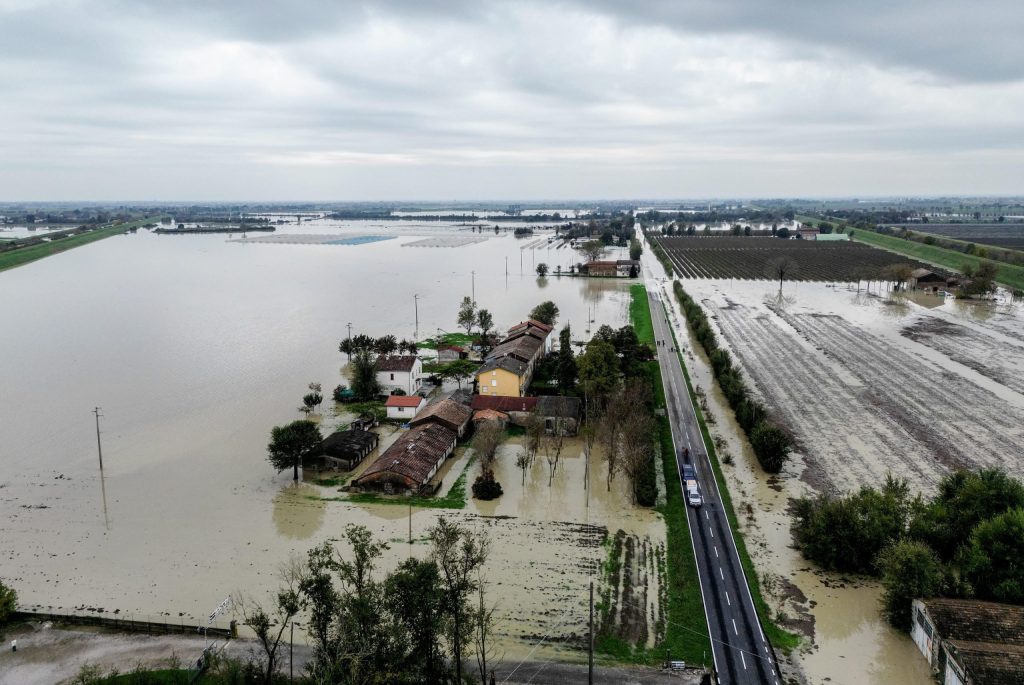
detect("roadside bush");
top-left (634, 453), bottom-right (658, 507)
top-left (876, 540), bottom-right (946, 631)
top-left (749, 421), bottom-right (791, 473)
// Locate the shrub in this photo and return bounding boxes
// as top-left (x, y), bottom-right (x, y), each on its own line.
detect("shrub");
top-left (877, 540), bottom-right (945, 631)
top-left (471, 469), bottom-right (503, 500)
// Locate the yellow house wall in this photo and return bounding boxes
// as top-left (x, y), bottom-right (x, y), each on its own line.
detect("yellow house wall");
top-left (476, 367), bottom-right (527, 397)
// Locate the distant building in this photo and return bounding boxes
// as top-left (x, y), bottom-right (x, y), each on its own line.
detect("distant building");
top-left (536, 396), bottom-right (582, 436)
top-left (909, 268), bottom-right (950, 293)
top-left (816, 232), bottom-right (850, 242)
top-left (585, 260), bottom-right (639, 277)
top-left (796, 227), bottom-right (818, 240)
top-left (911, 598), bottom-right (1024, 685)
top-left (437, 345), bottom-right (468, 362)
top-left (376, 355), bottom-right (423, 395)
top-left (470, 395), bottom-right (539, 425)
top-left (352, 423), bottom-right (457, 494)
top-left (385, 394), bottom-right (427, 420)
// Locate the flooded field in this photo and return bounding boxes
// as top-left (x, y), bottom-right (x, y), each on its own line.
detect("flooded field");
top-left (656, 276), bottom-right (1024, 685)
top-left (0, 219), bottom-right (655, 660)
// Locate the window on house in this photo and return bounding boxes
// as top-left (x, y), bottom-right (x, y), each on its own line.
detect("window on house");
top-left (390, 373), bottom-right (394, 380)
top-left (491, 380), bottom-right (497, 387)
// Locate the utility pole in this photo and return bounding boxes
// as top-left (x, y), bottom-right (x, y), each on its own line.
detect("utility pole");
top-left (408, 501), bottom-right (413, 546)
top-left (290, 622), bottom-right (294, 682)
top-left (414, 294), bottom-right (419, 331)
top-left (346, 322), bottom-right (352, 343)
top-left (92, 407), bottom-right (104, 470)
top-left (588, 581), bottom-right (594, 684)
top-left (471, 270), bottom-right (476, 303)
top-left (505, 256), bottom-right (508, 275)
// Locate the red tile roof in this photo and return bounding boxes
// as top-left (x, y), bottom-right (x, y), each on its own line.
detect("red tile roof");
top-left (470, 395), bottom-right (539, 412)
top-left (385, 395), bottom-right (425, 408)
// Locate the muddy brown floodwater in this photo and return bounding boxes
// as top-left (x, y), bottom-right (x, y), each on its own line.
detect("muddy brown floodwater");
top-left (655, 276), bottom-right (1023, 685)
top-left (0, 218), bottom-right (671, 663)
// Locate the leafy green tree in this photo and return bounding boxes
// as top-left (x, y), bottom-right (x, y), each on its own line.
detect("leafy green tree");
top-left (578, 239), bottom-right (607, 262)
top-left (535, 263), bottom-right (549, 277)
top-left (529, 300), bottom-right (559, 326)
top-left (556, 325), bottom-right (577, 391)
top-left (0, 580), bottom-right (16, 636)
top-left (438, 359), bottom-right (477, 389)
top-left (876, 540), bottom-right (945, 631)
top-left (350, 350), bottom-right (381, 401)
top-left (749, 421), bottom-right (791, 473)
top-left (960, 508), bottom-right (1024, 603)
top-left (629, 239), bottom-right (642, 261)
top-left (267, 420), bottom-right (322, 481)
top-left (374, 334), bottom-right (398, 356)
top-left (909, 468), bottom-right (1024, 562)
top-left (386, 557), bottom-right (447, 683)
top-left (577, 339), bottom-right (619, 410)
top-left (302, 391), bottom-right (323, 414)
top-left (457, 296), bottom-right (476, 335)
top-left (476, 309), bottom-right (493, 345)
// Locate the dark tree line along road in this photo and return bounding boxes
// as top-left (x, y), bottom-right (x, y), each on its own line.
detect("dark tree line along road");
top-left (645, 282), bottom-right (780, 685)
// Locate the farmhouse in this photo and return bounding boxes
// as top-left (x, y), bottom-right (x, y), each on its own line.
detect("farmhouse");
top-left (911, 598), bottom-right (1024, 685)
top-left (385, 394), bottom-right (427, 420)
top-left (909, 268), bottom-right (949, 293)
top-left (585, 260), bottom-right (640, 277)
top-left (352, 423), bottom-right (457, 494)
top-left (475, 318), bottom-right (553, 397)
top-left (796, 227), bottom-right (818, 240)
top-left (409, 397), bottom-right (473, 438)
top-left (313, 429), bottom-right (379, 471)
top-left (376, 355), bottom-right (423, 395)
top-left (470, 395), bottom-right (538, 425)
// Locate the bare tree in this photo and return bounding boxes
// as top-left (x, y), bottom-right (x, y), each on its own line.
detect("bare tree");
top-left (524, 411), bottom-right (543, 466)
top-left (232, 565), bottom-right (302, 685)
top-left (473, 577), bottom-right (503, 685)
top-left (600, 392), bottom-right (629, 491)
top-left (543, 423), bottom-right (565, 486)
top-left (472, 421), bottom-right (503, 467)
top-left (515, 449), bottom-right (531, 486)
top-left (764, 256), bottom-right (799, 291)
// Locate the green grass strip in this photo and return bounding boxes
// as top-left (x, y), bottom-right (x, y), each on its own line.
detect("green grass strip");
top-left (628, 284), bottom-right (655, 346)
top-left (665, 318), bottom-right (801, 652)
top-left (0, 217), bottom-right (163, 273)
top-left (416, 332), bottom-right (478, 350)
top-left (795, 214), bottom-right (1024, 291)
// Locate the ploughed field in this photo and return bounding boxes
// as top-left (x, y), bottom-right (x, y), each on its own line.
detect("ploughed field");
top-left (888, 223), bottom-right (1024, 250)
top-left (687, 283), bottom-right (1024, 496)
top-left (657, 236), bottom-right (933, 280)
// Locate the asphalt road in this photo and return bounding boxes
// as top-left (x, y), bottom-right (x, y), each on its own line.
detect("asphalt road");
top-left (645, 284), bottom-right (781, 685)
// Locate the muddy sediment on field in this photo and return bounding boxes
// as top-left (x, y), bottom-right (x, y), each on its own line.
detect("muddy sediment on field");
top-left (654, 278), bottom-right (1016, 685)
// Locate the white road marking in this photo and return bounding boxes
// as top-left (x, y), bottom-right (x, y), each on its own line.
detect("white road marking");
top-left (714, 545), bottom-right (719, 558)
top-left (725, 592), bottom-right (731, 606)
top-left (719, 567), bottom-right (724, 580)
top-left (732, 618), bottom-right (738, 635)
top-left (705, 510), bottom-right (709, 520)
top-left (709, 527), bottom-right (714, 538)
top-left (740, 652), bottom-right (747, 670)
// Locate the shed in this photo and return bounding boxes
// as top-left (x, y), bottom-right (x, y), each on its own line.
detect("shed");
top-left (472, 408), bottom-right (509, 429)
top-left (912, 598), bottom-right (1024, 685)
top-left (409, 398), bottom-right (473, 438)
top-left (536, 395), bottom-right (583, 436)
top-left (315, 429), bottom-right (379, 471)
top-left (352, 423), bottom-right (457, 493)
top-left (385, 394), bottom-right (427, 420)
top-left (470, 395), bottom-right (538, 426)
top-left (910, 268), bottom-right (949, 292)
top-left (438, 345), bottom-right (468, 362)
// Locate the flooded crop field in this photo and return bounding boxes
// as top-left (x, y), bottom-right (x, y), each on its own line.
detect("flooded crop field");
top-left (657, 235), bottom-right (936, 280)
top-left (0, 217), bottom-right (662, 661)
top-left (892, 223), bottom-right (1024, 250)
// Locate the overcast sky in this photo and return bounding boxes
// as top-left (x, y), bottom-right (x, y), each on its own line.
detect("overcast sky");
top-left (2, 0), bottom-right (1023, 201)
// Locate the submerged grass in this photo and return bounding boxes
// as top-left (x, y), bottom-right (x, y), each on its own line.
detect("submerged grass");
top-left (0, 217), bottom-right (162, 273)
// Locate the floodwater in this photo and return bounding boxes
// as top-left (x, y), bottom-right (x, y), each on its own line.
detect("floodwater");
top-left (653, 274), bottom-right (1024, 685)
top-left (0, 219), bottom-right (648, 658)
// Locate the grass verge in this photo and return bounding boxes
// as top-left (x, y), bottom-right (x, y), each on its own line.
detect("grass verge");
top-left (665, 312), bottom-right (801, 652)
top-left (628, 284), bottom-right (655, 346)
top-left (0, 217), bottom-right (162, 273)
top-left (416, 332), bottom-right (477, 350)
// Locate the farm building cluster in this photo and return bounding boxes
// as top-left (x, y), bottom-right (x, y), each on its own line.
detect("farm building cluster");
top-left (307, 313), bottom-right (583, 496)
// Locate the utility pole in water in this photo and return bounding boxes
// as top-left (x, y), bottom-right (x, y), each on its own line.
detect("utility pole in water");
top-left (414, 294), bottom-right (419, 331)
top-left (588, 581), bottom-right (594, 684)
top-left (92, 407), bottom-right (104, 470)
top-left (471, 271), bottom-right (476, 303)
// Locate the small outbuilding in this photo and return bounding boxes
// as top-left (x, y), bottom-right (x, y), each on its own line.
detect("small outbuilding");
top-left (472, 408), bottom-right (509, 429)
top-left (385, 394), bottom-right (427, 420)
top-left (438, 345), bottom-right (469, 362)
top-left (315, 429), bottom-right (380, 471)
top-left (909, 268), bottom-right (949, 293)
top-left (352, 423), bottom-right (457, 494)
top-left (409, 398), bottom-right (473, 438)
top-left (470, 395), bottom-right (538, 426)
top-left (537, 395), bottom-right (583, 436)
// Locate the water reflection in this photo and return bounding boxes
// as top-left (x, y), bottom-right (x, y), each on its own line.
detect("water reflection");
top-left (272, 483), bottom-right (325, 539)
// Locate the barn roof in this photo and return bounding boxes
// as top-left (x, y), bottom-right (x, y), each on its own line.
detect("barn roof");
top-left (320, 430), bottom-right (379, 460)
top-left (410, 398), bottom-right (473, 432)
top-left (354, 423), bottom-right (456, 486)
top-left (924, 599), bottom-right (1024, 647)
top-left (385, 395), bottom-right (425, 408)
top-left (470, 395), bottom-right (539, 412)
